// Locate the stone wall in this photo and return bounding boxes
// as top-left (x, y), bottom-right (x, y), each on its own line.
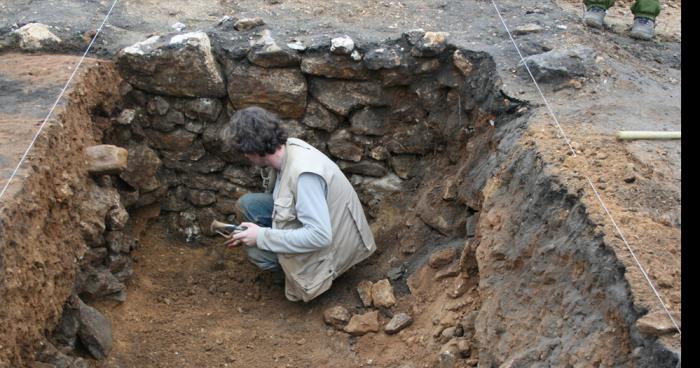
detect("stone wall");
top-left (109, 25), bottom-right (505, 242)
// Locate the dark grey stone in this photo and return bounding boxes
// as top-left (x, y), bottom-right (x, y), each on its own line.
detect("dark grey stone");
top-left (146, 96), bottom-right (169, 116)
top-left (188, 189), bottom-right (217, 207)
top-left (222, 166), bottom-right (262, 188)
top-left (144, 128), bottom-right (197, 152)
top-left (184, 120), bottom-right (205, 134)
top-left (363, 46), bottom-right (403, 70)
top-left (77, 298), bottom-right (113, 360)
top-left (79, 185), bottom-right (120, 247)
top-left (465, 211), bottom-right (479, 238)
top-left (247, 30), bottom-right (301, 67)
top-left (177, 97), bottom-right (223, 122)
top-left (338, 160), bottom-right (387, 177)
top-left (379, 66), bottom-right (413, 87)
top-left (402, 29), bottom-right (426, 45)
top-left (384, 313), bottom-right (413, 334)
top-left (350, 107), bottom-right (389, 136)
top-left (76, 266), bottom-right (125, 300)
top-left (159, 140), bottom-right (206, 162)
top-left (146, 109), bottom-right (185, 132)
top-left (162, 185), bottom-right (192, 212)
top-left (162, 153), bottom-right (227, 174)
top-left (385, 125), bottom-right (437, 155)
top-left (414, 58), bottom-right (441, 74)
top-left (115, 32), bottom-right (226, 97)
top-left (106, 204), bottom-right (129, 231)
top-left (36, 338), bottom-right (76, 368)
top-left (410, 78), bottom-right (448, 111)
top-left (301, 99), bottom-right (340, 132)
top-left (224, 61), bottom-right (307, 119)
top-left (131, 185), bottom-right (168, 209)
top-left (181, 173), bottom-right (245, 198)
top-left (82, 247), bottom-right (108, 267)
top-left (107, 253), bottom-right (131, 274)
top-left (301, 53), bottom-right (370, 80)
top-left (118, 144), bottom-right (161, 192)
top-left (390, 155), bottom-right (419, 179)
top-left (53, 296), bottom-right (80, 348)
top-left (328, 130), bottom-right (363, 162)
top-left (387, 264), bottom-right (406, 281)
top-left (105, 231), bottom-right (137, 254)
top-left (519, 47), bottom-right (596, 85)
top-left (308, 78), bottom-right (387, 116)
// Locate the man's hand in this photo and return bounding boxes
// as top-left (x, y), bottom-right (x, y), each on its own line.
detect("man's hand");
top-left (225, 222), bottom-right (260, 248)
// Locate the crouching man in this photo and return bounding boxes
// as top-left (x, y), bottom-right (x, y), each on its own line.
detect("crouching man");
top-left (219, 106), bottom-right (376, 302)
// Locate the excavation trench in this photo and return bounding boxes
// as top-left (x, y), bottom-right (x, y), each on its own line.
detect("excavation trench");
top-left (0, 26), bottom-right (679, 368)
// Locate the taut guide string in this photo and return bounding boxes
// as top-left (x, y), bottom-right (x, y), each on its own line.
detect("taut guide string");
top-left (0, 0), bottom-right (121, 200)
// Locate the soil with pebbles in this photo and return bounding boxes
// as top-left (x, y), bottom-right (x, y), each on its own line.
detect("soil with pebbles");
top-left (0, 0), bottom-right (682, 366)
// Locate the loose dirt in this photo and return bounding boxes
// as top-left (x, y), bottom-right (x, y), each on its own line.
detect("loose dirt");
top-left (93, 203), bottom-right (480, 368)
top-left (0, 0), bottom-right (682, 366)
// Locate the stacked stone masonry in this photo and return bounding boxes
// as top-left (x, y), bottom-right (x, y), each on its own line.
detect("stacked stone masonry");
top-left (111, 26), bottom-right (503, 241)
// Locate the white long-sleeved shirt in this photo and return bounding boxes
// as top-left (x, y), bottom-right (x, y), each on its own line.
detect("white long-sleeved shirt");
top-left (257, 173), bottom-right (333, 254)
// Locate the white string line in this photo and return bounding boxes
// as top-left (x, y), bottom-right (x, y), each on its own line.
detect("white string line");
top-left (490, 0), bottom-right (681, 336)
top-left (0, 0), bottom-right (121, 200)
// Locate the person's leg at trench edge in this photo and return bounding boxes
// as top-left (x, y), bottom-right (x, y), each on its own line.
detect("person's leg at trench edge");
top-left (630, 0), bottom-right (661, 40)
top-left (583, 0), bottom-right (615, 29)
top-left (584, 0), bottom-right (661, 40)
top-left (235, 193), bottom-right (281, 271)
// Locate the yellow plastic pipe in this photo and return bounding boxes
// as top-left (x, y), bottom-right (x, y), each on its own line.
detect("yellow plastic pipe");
top-left (616, 131), bottom-right (681, 140)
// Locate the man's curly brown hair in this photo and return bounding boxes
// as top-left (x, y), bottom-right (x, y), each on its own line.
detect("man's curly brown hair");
top-left (220, 106), bottom-right (288, 155)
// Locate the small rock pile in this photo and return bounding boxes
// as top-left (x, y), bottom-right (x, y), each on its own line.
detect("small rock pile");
top-left (323, 278), bottom-right (412, 336)
top-left (428, 247), bottom-right (479, 368)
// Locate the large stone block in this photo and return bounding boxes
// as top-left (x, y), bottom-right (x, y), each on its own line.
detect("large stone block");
top-left (225, 62), bottom-right (307, 119)
top-left (247, 30), bottom-right (301, 67)
top-left (301, 99), bottom-right (340, 132)
top-left (328, 130), bottom-right (363, 162)
top-left (338, 160), bottom-right (387, 177)
top-left (12, 23), bottom-right (61, 51)
top-left (519, 47), bottom-right (596, 85)
top-left (77, 298), bottom-right (113, 360)
top-left (350, 107), bottom-right (389, 136)
top-left (384, 125), bottom-right (437, 155)
top-left (119, 144), bottom-right (161, 192)
top-left (86, 145), bottom-right (128, 175)
top-left (345, 311), bottom-right (379, 336)
top-left (144, 128), bottom-right (197, 152)
top-left (309, 78), bottom-right (387, 116)
top-left (301, 53), bottom-right (370, 80)
top-left (116, 32), bottom-right (226, 97)
top-left (363, 46), bottom-right (404, 70)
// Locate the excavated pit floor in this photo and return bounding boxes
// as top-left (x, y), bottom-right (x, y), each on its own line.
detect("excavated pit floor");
top-left (0, 0), bottom-right (682, 361)
top-left (92, 205), bottom-right (481, 368)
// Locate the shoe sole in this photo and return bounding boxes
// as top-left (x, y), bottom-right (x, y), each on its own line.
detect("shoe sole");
top-left (629, 31), bottom-right (653, 40)
top-left (584, 18), bottom-right (604, 29)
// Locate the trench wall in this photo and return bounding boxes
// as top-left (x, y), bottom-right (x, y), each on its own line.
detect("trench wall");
top-left (459, 119), bottom-right (679, 366)
top-left (0, 61), bottom-right (124, 367)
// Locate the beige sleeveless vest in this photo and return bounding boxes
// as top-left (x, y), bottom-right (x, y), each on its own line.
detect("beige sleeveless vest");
top-left (260, 138), bottom-right (376, 302)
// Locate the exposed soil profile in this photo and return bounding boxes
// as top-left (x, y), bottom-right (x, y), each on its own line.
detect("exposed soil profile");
top-left (0, 0), bottom-right (681, 367)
